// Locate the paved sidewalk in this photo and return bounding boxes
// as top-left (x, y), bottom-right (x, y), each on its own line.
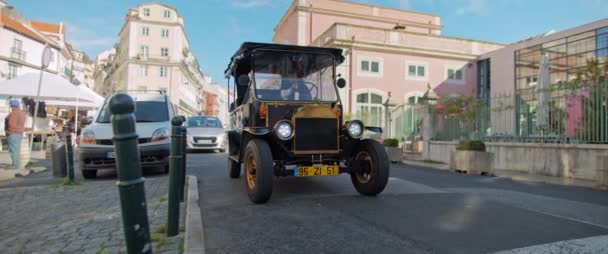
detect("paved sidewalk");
top-left (0, 176), bottom-right (183, 254)
top-left (402, 159), bottom-right (598, 189)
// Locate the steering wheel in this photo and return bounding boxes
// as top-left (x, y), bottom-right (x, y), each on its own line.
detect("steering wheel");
top-left (303, 81), bottom-right (319, 99)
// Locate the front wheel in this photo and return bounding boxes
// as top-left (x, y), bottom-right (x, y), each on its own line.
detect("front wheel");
top-left (82, 170), bottom-right (97, 179)
top-left (244, 139), bottom-right (274, 204)
top-left (350, 139), bottom-right (390, 196)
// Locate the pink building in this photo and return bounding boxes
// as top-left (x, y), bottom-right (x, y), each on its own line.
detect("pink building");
top-left (273, 0), bottom-right (503, 132)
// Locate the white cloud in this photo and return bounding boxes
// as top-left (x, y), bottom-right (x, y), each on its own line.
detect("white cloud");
top-left (231, 0), bottom-right (271, 8)
top-left (65, 23), bottom-right (116, 56)
top-left (456, 0), bottom-right (487, 15)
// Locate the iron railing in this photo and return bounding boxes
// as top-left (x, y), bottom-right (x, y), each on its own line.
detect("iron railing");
top-left (391, 81), bottom-right (608, 144)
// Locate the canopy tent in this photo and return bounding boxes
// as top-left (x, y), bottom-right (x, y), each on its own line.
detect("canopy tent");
top-left (0, 72), bottom-right (98, 103)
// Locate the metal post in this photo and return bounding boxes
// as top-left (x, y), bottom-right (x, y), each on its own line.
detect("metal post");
top-left (109, 93), bottom-right (152, 254)
top-left (65, 134), bottom-right (74, 181)
top-left (167, 116), bottom-right (185, 236)
top-left (179, 126), bottom-right (187, 202)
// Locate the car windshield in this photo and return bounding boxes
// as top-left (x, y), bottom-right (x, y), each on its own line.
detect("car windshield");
top-left (187, 116), bottom-right (223, 128)
top-left (253, 50), bottom-right (338, 102)
top-left (96, 101), bottom-right (169, 123)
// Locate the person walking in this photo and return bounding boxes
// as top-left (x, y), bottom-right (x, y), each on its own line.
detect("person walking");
top-left (5, 99), bottom-right (26, 169)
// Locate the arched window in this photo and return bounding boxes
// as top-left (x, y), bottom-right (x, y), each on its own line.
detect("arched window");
top-left (355, 91), bottom-right (384, 127)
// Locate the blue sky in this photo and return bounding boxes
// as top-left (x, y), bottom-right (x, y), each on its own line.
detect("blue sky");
top-left (9, 0), bottom-right (608, 84)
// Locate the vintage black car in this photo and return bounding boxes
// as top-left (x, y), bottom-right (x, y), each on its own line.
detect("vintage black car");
top-left (225, 42), bottom-right (389, 203)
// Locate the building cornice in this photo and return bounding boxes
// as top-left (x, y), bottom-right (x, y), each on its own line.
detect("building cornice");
top-left (0, 55), bottom-right (60, 74)
top-left (273, 1), bottom-right (443, 38)
top-left (117, 17), bottom-right (190, 45)
top-left (326, 39), bottom-right (480, 61)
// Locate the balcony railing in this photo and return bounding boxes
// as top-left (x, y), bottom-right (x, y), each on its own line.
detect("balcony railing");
top-left (133, 54), bottom-right (170, 62)
top-left (312, 23), bottom-right (503, 57)
top-left (10, 47), bottom-right (27, 61)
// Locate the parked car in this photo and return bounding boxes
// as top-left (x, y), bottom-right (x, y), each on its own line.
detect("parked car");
top-left (78, 91), bottom-right (175, 179)
top-left (186, 115), bottom-right (227, 153)
top-left (225, 42), bottom-right (390, 204)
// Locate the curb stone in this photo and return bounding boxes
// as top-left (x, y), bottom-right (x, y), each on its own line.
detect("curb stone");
top-left (184, 175), bottom-right (204, 254)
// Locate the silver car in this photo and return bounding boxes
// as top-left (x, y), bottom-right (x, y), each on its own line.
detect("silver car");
top-left (185, 116), bottom-right (227, 153)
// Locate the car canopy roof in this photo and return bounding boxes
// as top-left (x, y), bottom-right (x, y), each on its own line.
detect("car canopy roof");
top-left (224, 42), bottom-right (345, 79)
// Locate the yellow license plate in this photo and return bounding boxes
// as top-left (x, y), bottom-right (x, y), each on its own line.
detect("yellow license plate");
top-left (294, 165), bottom-right (340, 177)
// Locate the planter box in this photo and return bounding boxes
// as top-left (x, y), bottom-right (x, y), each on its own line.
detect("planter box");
top-left (450, 150), bottom-right (494, 175)
top-left (597, 156), bottom-right (608, 191)
top-left (385, 147), bottom-right (402, 163)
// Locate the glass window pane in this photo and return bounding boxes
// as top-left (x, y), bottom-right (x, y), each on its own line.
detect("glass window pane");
top-left (567, 37), bottom-right (596, 54)
top-left (599, 26), bottom-right (608, 35)
top-left (371, 62), bottom-right (379, 73)
top-left (417, 66), bottom-right (425, 77)
top-left (542, 38), bottom-right (566, 49)
top-left (357, 93), bottom-right (368, 103)
top-left (371, 93), bottom-right (382, 104)
top-left (447, 69), bottom-right (454, 79)
top-left (597, 34), bottom-right (608, 49)
top-left (408, 65), bottom-right (416, 76)
top-left (361, 61), bottom-right (369, 71)
top-left (455, 69), bottom-right (463, 80)
top-left (598, 49), bottom-right (608, 61)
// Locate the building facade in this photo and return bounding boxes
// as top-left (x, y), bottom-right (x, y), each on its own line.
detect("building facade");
top-left (97, 3), bottom-right (206, 116)
top-left (478, 19), bottom-right (608, 137)
top-left (201, 83), bottom-right (228, 126)
top-left (273, 0), bottom-right (503, 133)
top-left (0, 7), bottom-right (64, 81)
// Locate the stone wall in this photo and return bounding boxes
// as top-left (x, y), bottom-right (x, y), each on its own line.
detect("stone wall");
top-left (428, 141), bottom-right (608, 181)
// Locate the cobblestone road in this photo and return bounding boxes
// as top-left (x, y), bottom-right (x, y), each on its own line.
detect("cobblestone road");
top-left (0, 176), bottom-right (183, 254)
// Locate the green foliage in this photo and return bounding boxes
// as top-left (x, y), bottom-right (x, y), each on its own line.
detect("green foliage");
top-left (382, 138), bottom-right (399, 147)
top-left (61, 178), bottom-right (79, 186)
top-left (435, 95), bottom-right (484, 121)
top-left (155, 225), bottom-right (167, 234)
top-left (456, 139), bottom-right (486, 152)
top-left (571, 59), bottom-right (608, 142)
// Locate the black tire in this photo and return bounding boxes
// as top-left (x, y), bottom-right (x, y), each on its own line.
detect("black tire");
top-left (350, 139), bottom-right (390, 196)
top-left (228, 158), bottom-right (241, 178)
top-left (243, 139), bottom-right (273, 204)
top-left (219, 149), bottom-right (226, 153)
top-left (163, 164), bottom-right (170, 174)
top-left (82, 170), bottom-right (97, 179)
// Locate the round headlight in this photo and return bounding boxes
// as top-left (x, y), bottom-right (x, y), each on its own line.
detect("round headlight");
top-left (347, 120), bottom-right (364, 138)
top-left (275, 120), bottom-right (293, 140)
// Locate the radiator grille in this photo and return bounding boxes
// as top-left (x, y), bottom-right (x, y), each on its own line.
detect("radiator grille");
top-left (294, 118), bottom-right (338, 152)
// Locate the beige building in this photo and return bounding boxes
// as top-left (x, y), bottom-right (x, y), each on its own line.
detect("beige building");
top-left (97, 2), bottom-right (206, 115)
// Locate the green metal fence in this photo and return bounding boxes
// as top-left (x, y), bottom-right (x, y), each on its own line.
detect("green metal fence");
top-left (391, 81), bottom-right (608, 144)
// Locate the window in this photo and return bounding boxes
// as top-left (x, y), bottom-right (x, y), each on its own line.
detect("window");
top-left (142, 27), bottom-right (149, 36)
top-left (358, 57), bottom-right (382, 76)
top-left (12, 39), bottom-right (22, 51)
top-left (355, 91), bottom-right (384, 127)
top-left (97, 101), bottom-right (168, 123)
top-left (161, 28), bottom-right (169, 38)
top-left (140, 65), bottom-right (148, 76)
top-left (161, 47), bottom-right (169, 57)
top-left (446, 66), bottom-right (465, 82)
top-left (160, 66), bottom-right (168, 77)
top-left (8, 64), bottom-right (18, 79)
top-left (406, 62), bottom-right (428, 80)
top-left (164, 10), bottom-right (171, 18)
top-left (143, 8), bottom-right (150, 17)
top-left (140, 45), bottom-right (149, 58)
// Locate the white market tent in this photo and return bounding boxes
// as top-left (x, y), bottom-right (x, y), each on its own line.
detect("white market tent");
top-left (0, 72), bottom-right (101, 105)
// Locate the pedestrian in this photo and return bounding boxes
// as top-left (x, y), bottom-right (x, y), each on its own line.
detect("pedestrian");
top-left (5, 99), bottom-right (26, 169)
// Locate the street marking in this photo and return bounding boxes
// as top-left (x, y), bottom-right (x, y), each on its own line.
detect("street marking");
top-left (492, 234), bottom-right (608, 254)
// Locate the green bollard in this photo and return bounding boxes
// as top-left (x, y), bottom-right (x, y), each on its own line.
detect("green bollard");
top-left (167, 116), bottom-right (185, 236)
top-left (179, 126), bottom-right (187, 202)
top-left (109, 93), bottom-right (152, 254)
top-left (65, 134), bottom-right (74, 181)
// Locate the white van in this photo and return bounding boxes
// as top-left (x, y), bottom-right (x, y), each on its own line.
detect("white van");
top-left (78, 91), bottom-right (175, 179)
